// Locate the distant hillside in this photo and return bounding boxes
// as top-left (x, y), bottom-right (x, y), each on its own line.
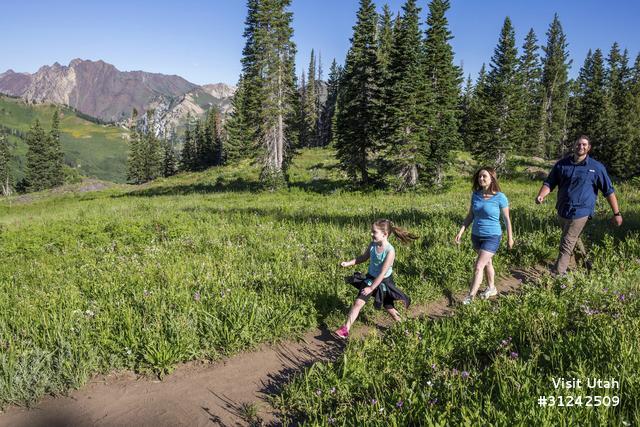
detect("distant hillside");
top-left (0, 95), bottom-right (128, 183)
top-left (0, 59), bottom-right (235, 132)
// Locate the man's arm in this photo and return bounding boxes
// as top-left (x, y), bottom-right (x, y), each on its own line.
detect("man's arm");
top-left (606, 193), bottom-right (623, 226)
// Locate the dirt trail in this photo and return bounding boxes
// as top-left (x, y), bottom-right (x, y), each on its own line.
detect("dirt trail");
top-left (0, 266), bottom-right (546, 427)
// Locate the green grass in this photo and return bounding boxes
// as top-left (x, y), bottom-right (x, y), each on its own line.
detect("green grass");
top-left (0, 96), bottom-right (128, 182)
top-left (0, 148), bottom-right (638, 426)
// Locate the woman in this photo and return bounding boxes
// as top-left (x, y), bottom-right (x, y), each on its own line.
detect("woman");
top-left (455, 167), bottom-right (514, 304)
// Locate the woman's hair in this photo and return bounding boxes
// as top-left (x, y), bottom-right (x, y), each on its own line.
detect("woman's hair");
top-left (372, 219), bottom-right (418, 244)
top-left (472, 167), bottom-right (501, 193)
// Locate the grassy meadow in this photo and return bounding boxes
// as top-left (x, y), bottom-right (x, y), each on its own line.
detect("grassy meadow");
top-left (0, 95), bottom-right (128, 183)
top-left (0, 148), bottom-right (638, 424)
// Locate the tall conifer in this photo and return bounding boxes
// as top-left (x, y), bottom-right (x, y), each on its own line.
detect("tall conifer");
top-left (519, 28), bottom-right (544, 156)
top-left (423, 0), bottom-right (461, 184)
top-left (335, 0), bottom-right (380, 186)
top-left (0, 129), bottom-right (11, 195)
top-left (540, 14), bottom-right (571, 157)
top-left (25, 120), bottom-right (49, 191)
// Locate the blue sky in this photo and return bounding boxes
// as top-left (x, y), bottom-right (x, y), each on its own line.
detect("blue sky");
top-left (1, 0), bottom-right (638, 85)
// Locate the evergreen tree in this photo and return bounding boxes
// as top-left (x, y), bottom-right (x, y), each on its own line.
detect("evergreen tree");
top-left (335, 0), bottom-right (381, 186)
top-left (301, 49), bottom-right (318, 147)
top-left (180, 114), bottom-right (198, 172)
top-left (47, 109), bottom-right (64, 187)
top-left (459, 74), bottom-right (473, 151)
top-left (382, 0), bottom-right (428, 188)
top-left (126, 109), bottom-right (144, 183)
top-left (540, 14), bottom-right (571, 158)
top-left (162, 130), bottom-right (178, 178)
top-left (0, 129), bottom-right (12, 196)
top-left (318, 59), bottom-right (341, 146)
top-left (224, 77), bottom-right (252, 161)
top-left (137, 111), bottom-right (164, 182)
top-left (475, 16), bottom-right (525, 171)
top-left (571, 49), bottom-right (610, 165)
top-left (25, 120), bottom-right (49, 192)
top-left (423, 0), bottom-right (462, 185)
top-left (253, 0), bottom-right (298, 187)
top-left (630, 53), bottom-right (640, 177)
top-left (467, 64), bottom-right (493, 157)
top-left (519, 28), bottom-right (544, 156)
top-left (605, 44), bottom-right (634, 178)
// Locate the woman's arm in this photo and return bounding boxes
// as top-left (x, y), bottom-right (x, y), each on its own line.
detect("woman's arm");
top-left (361, 249), bottom-right (395, 295)
top-left (455, 204), bottom-right (474, 244)
top-left (502, 207), bottom-right (514, 249)
top-left (340, 244), bottom-right (371, 267)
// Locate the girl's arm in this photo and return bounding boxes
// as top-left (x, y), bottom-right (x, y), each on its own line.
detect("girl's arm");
top-left (502, 207), bottom-right (514, 249)
top-left (360, 250), bottom-right (395, 296)
top-left (340, 244), bottom-right (371, 267)
top-left (454, 204), bottom-right (474, 244)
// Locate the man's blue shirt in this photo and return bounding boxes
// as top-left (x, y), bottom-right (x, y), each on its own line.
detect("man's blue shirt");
top-left (543, 155), bottom-right (615, 219)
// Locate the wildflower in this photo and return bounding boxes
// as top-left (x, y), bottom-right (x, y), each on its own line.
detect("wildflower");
top-left (452, 368), bottom-right (458, 375)
top-left (431, 364), bottom-right (437, 370)
top-left (328, 417), bottom-right (336, 425)
top-left (426, 381), bottom-right (433, 387)
top-left (193, 291), bottom-right (201, 302)
top-left (330, 387), bottom-right (336, 394)
top-left (379, 407), bottom-right (385, 413)
top-left (618, 294), bottom-right (626, 302)
top-left (316, 389), bottom-right (322, 396)
top-left (510, 351), bottom-right (519, 359)
top-left (560, 284), bottom-right (567, 289)
top-left (461, 371), bottom-right (470, 379)
top-left (396, 400), bottom-right (404, 408)
top-left (370, 398), bottom-right (377, 405)
top-left (429, 398), bottom-right (438, 405)
top-left (85, 309), bottom-right (95, 318)
top-left (143, 289), bottom-right (151, 297)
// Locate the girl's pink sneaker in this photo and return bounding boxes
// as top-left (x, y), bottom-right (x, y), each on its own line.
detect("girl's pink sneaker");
top-left (334, 325), bottom-right (349, 339)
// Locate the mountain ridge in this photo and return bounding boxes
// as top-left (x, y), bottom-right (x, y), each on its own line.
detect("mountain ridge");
top-left (0, 59), bottom-right (235, 131)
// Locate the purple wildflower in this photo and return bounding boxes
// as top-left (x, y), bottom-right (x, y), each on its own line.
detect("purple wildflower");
top-left (330, 387), bottom-right (336, 394)
top-left (461, 371), bottom-right (470, 379)
top-left (328, 417), bottom-right (336, 425)
top-left (370, 398), bottom-right (377, 405)
top-left (193, 291), bottom-right (201, 302)
top-left (619, 294), bottom-right (626, 302)
top-left (452, 368), bottom-right (459, 375)
top-left (510, 351), bottom-right (519, 359)
top-left (396, 400), bottom-right (404, 408)
top-left (560, 284), bottom-right (567, 289)
top-left (431, 364), bottom-right (437, 370)
top-left (316, 389), bottom-right (322, 396)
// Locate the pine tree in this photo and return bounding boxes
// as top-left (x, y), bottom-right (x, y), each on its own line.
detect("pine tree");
top-left (475, 16), bottom-right (525, 171)
top-left (519, 28), bottom-right (544, 156)
top-left (25, 120), bottom-right (49, 192)
top-left (162, 131), bottom-right (178, 178)
top-left (540, 14), bottom-right (572, 158)
top-left (382, 0), bottom-right (428, 188)
top-left (224, 77), bottom-right (251, 161)
top-left (335, 0), bottom-right (381, 186)
top-left (180, 114), bottom-right (198, 172)
top-left (571, 49), bottom-right (610, 165)
top-left (372, 4), bottom-right (395, 163)
top-left (47, 109), bottom-right (64, 187)
top-left (301, 49), bottom-right (318, 147)
top-left (459, 74), bottom-right (473, 151)
top-left (630, 53), bottom-right (640, 177)
top-left (138, 111), bottom-right (164, 182)
top-left (0, 129), bottom-right (12, 196)
top-left (467, 64), bottom-right (493, 157)
top-left (605, 44), bottom-right (634, 178)
top-left (423, 0), bottom-right (462, 185)
top-left (126, 109), bottom-right (144, 183)
top-left (318, 59), bottom-right (341, 146)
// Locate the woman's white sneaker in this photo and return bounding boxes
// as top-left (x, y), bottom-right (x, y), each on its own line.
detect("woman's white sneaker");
top-left (481, 287), bottom-right (498, 299)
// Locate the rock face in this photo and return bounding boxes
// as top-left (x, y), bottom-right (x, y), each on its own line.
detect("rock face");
top-left (0, 59), bottom-right (235, 130)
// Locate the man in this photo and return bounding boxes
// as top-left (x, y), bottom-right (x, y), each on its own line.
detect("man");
top-left (535, 135), bottom-right (623, 275)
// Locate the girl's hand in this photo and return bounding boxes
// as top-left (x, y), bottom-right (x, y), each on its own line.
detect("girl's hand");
top-left (508, 238), bottom-right (514, 250)
top-left (340, 261), bottom-right (350, 268)
top-left (454, 230), bottom-right (464, 244)
top-left (360, 287), bottom-right (373, 296)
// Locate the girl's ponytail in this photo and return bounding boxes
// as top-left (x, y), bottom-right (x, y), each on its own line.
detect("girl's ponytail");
top-left (374, 219), bottom-right (418, 244)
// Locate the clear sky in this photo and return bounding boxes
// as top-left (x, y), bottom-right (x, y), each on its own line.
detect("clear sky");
top-left (1, 0), bottom-right (638, 86)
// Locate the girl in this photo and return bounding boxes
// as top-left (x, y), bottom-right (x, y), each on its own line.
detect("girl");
top-left (335, 219), bottom-right (417, 339)
top-left (455, 167), bottom-right (514, 304)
